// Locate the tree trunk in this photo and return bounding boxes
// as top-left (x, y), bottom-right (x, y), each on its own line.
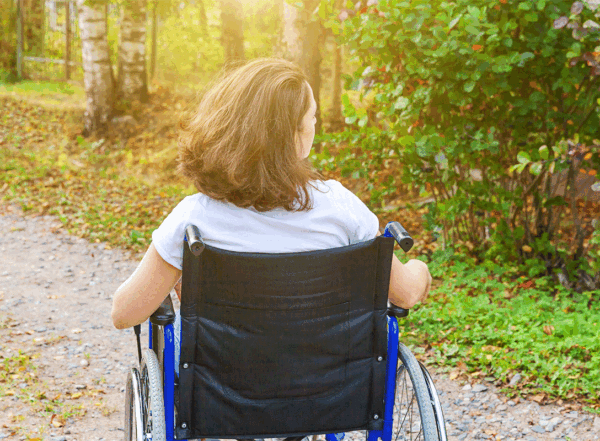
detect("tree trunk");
top-left (0, 0), bottom-right (16, 73)
top-left (282, 0), bottom-right (324, 136)
top-left (77, 0), bottom-right (114, 135)
top-left (24, 0), bottom-right (44, 55)
top-left (198, 0), bottom-right (207, 35)
top-left (117, 0), bottom-right (148, 103)
top-left (281, 1), bottom-right (301, 60)
top-left (330, 40), bottom-right (343, 130)
top-left (220, 0), bottom-right (244, 64)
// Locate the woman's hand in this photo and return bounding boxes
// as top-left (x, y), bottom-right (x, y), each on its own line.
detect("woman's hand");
top-left (404, 259), bottom-right (432, 301)
top-left (388, 256), bottom-right (432, 309)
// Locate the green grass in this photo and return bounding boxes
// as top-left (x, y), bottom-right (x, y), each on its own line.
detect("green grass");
top-left (402, 250), bottom-right (600, 406)
top-left (0, 77), bottom-right (84, 106)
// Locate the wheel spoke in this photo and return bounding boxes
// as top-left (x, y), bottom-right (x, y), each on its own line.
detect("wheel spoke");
top-left (393, 363), bottom-right (426, 441)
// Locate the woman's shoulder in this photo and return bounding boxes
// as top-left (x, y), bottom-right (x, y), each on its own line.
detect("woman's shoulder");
top-left (311, 179), bottom-right (348, 194)
top-left (175, 192), bottom-right (210, 211)
top-left (311, 179), bottom-right (363, 203)
top-left (310, 179), bottom-right (379, 242)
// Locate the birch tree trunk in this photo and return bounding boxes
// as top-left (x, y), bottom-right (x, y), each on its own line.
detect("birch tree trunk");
top-left (77, 0), bottom-right (114, 135)
top-left (281, 1), bottom-right (301, 60)
top-left (117, 0), bottom-right (148, 103)
top-left (221, 0), bottom-right (244, 64)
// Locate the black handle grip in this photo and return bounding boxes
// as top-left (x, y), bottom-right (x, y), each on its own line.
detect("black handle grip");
top-left (387, 302), bottom-right (410, 318)
top-left (149, 294), bottom-right (176, 326)
top-left (383, 221), bottom-right (414, 253)
top-left (185, 224), bottom-right (205, 256)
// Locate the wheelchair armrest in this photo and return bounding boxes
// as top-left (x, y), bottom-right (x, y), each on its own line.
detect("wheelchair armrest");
top-left (387, 302), bottom-right (409, 318)
top-left (150, 295), bottom-right (176, 326)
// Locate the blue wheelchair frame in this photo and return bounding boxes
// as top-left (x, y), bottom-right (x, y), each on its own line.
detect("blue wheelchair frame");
top-left (149, 316), bottom-right (401, 441)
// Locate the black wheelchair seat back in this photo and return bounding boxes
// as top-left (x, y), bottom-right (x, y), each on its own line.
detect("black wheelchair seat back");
top-left (175, 236), bottom-right (395, 439)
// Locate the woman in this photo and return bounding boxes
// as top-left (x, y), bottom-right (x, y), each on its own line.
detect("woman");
top-left (111, 58), bottom-right (431, 330)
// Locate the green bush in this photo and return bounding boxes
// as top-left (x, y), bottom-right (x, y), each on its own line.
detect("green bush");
top-left (329, 0), bottom-right (600, 276)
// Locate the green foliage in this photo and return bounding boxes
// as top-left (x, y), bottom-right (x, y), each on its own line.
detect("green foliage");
top-left (402, 252), bottom-right (600, 403)
top-left (329, 0), bottom-right (600, 266)
top-left (151, 4), bottom-right (224, 88)
top-left (150, 0), bottom-right (281, 91)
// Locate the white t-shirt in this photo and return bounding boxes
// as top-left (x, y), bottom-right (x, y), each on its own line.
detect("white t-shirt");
top-left (152, 179), bottom-right (379, 270)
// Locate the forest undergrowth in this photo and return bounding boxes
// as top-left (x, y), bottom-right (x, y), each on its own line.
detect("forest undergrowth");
top-left (1, 84), bottom-right (599, 410)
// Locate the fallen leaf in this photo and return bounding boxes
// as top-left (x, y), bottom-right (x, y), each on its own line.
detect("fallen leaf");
top-left (71, 392), bottom-right (83, 399)
top-left (543, 325), bottom-right (555, 336)
top-left (531, 393), bottom-right (545, 403)
top-left (522, 245), bottom-right (532, 253)
top-left (449, 371), bottom-right (459, 380)
top-left (50, 414), bottom-right (65, 428)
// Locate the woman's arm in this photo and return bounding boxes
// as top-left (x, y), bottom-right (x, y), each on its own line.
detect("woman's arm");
top-left (388, 255), bottom-right (432, 309)
top-left (111, 242), bottom-right (182, 329)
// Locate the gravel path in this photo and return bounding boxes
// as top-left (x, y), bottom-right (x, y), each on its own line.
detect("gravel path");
top-left (0, 204), bottom-right (598, 441)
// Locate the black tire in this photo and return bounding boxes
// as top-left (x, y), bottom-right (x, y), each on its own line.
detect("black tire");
top-left (419, 362), bottom-right (448, 441)
top-left (140, 349), bottom-right (167, 441)
top-left (124, 368), bottom-right (144, 441)
top-left (393, 343), bottom-right (439, 441)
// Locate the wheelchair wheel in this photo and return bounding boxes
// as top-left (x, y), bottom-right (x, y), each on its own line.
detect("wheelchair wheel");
top-left (125, 368), bottom-right (144, 441)
top-left (138, 349), bottom-right (167, 441)
top-left (393, 343), bottom-right (439, 441)
top-left (419, 362), bottom-right (448, 441)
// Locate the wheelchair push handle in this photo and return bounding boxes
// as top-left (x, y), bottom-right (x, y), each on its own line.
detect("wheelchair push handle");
top-left (185, 224), bottom-right (205, 256)
top-left (383, 221), bottom-right (414, 318)
top-left (383, 221), bottom-right (414, 253)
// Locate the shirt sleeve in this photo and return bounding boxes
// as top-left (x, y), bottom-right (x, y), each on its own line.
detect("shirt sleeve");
top-left (327, 180), bottom-right (380, 244)
top-left (151, 196), bottom-right (199, 270)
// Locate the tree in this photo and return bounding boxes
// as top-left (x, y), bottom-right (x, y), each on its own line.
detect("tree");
top-left (24, 0), bottom-right (44, 55)
top-left (281, 1), bottom-right (301, 59)
top-left (0, 0), bottom-right (17, 76)
top-left (221, 0), bottom-right (244, 63)
top-left (117, 0), bottom-right (149, 103)
top-left (282, 0), bottom-right (324, 135)
top-left (77, 0), bottom-right (114, 135)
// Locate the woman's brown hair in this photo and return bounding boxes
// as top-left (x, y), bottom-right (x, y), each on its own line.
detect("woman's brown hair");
top-left (178, 58), bottom-right (321, 212)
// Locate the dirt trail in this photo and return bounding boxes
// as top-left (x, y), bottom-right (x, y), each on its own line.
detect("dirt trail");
top-left (0, 204), bottom-right (598, 441)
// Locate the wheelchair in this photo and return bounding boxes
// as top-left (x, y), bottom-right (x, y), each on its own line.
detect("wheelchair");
top-left (124, 222), bottom-right (447, 441)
